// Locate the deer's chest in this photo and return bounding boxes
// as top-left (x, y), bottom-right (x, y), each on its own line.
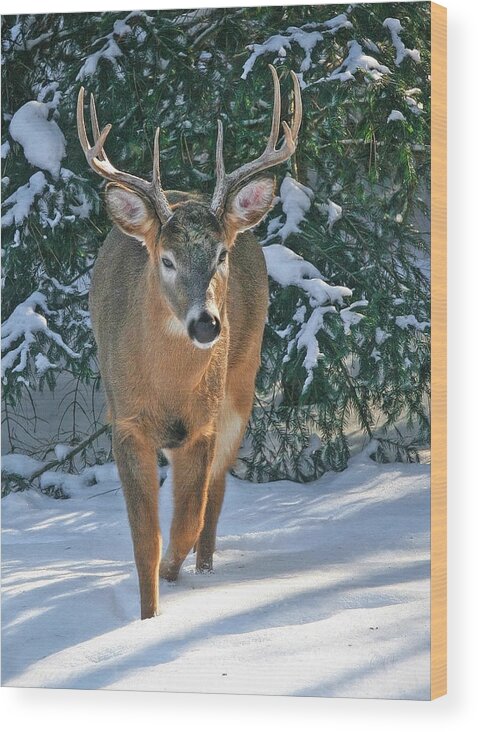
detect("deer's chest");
top-left (140, 352), bottom-right (226, 449)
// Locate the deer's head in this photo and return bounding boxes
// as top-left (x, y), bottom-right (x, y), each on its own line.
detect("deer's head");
top-left (77, 67), bottom-right (302, 349)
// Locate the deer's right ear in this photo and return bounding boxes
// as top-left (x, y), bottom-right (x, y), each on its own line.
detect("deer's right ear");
top-left (105, 184), bottom-right (159, 243)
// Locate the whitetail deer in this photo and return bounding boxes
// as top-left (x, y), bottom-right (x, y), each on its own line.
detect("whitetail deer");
top-left (77, 66), bottom-right (302, 619)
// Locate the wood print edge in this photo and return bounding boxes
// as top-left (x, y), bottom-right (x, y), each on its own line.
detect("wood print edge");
top-left (430, 0), bottom-right (447, 701)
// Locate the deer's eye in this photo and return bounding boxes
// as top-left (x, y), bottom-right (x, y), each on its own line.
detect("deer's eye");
top-left (218, 249), bottom-right (228, 264)
top-left (161, 257), bottom-right (175, 270)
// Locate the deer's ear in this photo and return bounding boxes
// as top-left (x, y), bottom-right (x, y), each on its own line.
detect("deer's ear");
top-left (105, 183), bottom-right (158, 243)
top-left (223, 178), bottom-right (275, 239)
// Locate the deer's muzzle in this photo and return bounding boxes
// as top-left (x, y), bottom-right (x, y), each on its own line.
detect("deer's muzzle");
top-left (187, 309), bottom-right (221, 347)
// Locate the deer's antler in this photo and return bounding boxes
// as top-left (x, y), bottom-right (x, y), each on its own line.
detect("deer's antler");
top-left (210, 65), bottom-right (302, 216)
top-left (77, 87), bottom-right (173, 224)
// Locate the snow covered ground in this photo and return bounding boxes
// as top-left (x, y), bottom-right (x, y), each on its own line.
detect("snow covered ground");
top-left (1, 450), bottom-right (430, 699)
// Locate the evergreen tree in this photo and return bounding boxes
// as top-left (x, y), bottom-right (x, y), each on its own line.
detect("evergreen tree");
top-left (1, 3), bottom-right (431, 492)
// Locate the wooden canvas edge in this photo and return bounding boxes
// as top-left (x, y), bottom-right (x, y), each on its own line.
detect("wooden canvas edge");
top-left (430, 0), bottom-right (447, 701)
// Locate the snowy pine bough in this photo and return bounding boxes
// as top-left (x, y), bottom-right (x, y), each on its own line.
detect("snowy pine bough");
top-left (2, 4), bottom-right (431, 489)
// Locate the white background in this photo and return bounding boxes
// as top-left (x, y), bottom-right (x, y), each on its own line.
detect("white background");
top-left (1, 0), bottom-right (477, 728)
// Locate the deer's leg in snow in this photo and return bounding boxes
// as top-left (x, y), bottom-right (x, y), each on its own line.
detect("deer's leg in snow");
top-left (160, 435), bottom-right (214, 581)
top-left (195, 471), bottom-right (226, 573)
top-left (113, 429), bottom-right (161, 620)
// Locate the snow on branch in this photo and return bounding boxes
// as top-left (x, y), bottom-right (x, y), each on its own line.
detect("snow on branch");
top-left (172, 7), bottom-right (218, 27)
top-left (340, 301), bottom-right (368, 335)
top-left (260, 170), bottom-right (364, 392)
top-left (76, 11), bottom-right (147, 81)
top-left (318, 199), bottom-right (343, 231)
top-left (291, 304), bottom-right (336, 390)
top-left (241, 12), bottom-right (352, 79)
top-left (76, 38), bottom-right (123, 81)
top-left (387, 109), bottom-right (406, 123)
top-left (264, 244), bottom-right (352, 307)
top-left (9, 101), bottom-right (66, 178)
top-left (264, 176), bottom-right (314, 243)
top-left (383, 18), bottom-right (420, 66)
top-left (263, 243), bottom-right (360, 392)
top-left (319, 40), bottom-right (390, 83)
top-left (1, 291), bottom-right (80, 382)
top-left (1, 171), bottom-right (48, 228)
top-left (395, 315), bottom-right (430, 331)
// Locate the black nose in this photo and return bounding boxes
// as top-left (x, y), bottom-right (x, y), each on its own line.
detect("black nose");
top-left (188, 311), bottom-right (221, 344)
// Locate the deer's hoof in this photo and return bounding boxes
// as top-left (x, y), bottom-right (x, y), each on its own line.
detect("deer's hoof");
top-left (196, 558), bottom-right (214, 574)
top-left (159, 560), bottom-right (180, 582)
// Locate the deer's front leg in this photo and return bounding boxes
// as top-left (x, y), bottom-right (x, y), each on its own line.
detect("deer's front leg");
top-left (196, 472), bottom-right (226, 573)
top-left (160, 435), bottom-right (214, 582)
top-left (112, 429), bottom-right (161, 620)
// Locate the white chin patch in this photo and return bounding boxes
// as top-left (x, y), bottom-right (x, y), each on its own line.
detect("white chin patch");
top-left (191, 336), bottom-right (219, 350)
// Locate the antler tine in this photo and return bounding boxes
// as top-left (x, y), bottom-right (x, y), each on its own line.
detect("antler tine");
top-left (215, 119), bottom-right (225, 183)
top-left (89, 93), bottom-right (108, 163)
top-left (76, 87), bottom-right (111, 165)
top-left (152, 127), bottom-right (174, 223)
top-left (76, 88), bottom-right (173, 224)
top-left (152, 127), bottom-right (161, 187)
top-left (210, 65), bottom-right (302, 216)
top-left (289, 70), bottom-right (303, 143)
top-left (267, 64), bottom-right (281, 151)
top-left (87, 123), bottom-right (112, 163)
top-left (77, 86), bottom-right (91, 158)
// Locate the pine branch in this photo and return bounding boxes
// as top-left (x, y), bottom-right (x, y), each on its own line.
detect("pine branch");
top-left (27, 423), bottom-right (110, 482)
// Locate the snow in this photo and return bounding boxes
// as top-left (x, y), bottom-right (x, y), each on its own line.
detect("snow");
top-left (36, 81), bottom-right (62, 111)
top-left (34, 352), bottom-right (57, 375)
top-left (24, 31), bottom-right (53, 51)
top-left (405, 93), bottom-right (424, 116)
top-left (266, 175), bottom-right (314, 242)
top-left (293, 305), bottom-right (335, 387)
top-left (264, 244), bottom-right (352, 306)
top-left (1, 453), bottom-right (45, 479)
top-left (77, 38), bottom-right (123, 81)
top-left (326, 198), bottom-right (342, 230)
top-left (395, 315), bottom-right (430, 332)
top-left (1, 450), bottom-right (430, 698)
top-left (69, 189), bottom-right (93, 220)
top-left (54, 444), bottom-right (71, 462)
top-left (241, 12), bottom-right (355, 79)
top-left (320, 41), bottom-right (391, 83)
top-left (387, 109), bottom-right (406, 123)
top-left (322, 13), bottom-right (353, 32)
top-left (112, 19), bottom-right (132, 38)
top-left (242, 34), bottom-right (291, 79)
top-left (9, 101), bottom-right (66, 178)
top-left (375, 327), bottom-right (391, 345)
top-left (340, 300), bottom-right (368, 335)
top-left (1, 291), bottom-right (80, 381)
top-left (263, 241), bottom-right (357, 391)
top-left (286, 28), bottom-right (324, 72)
top-left (383, 18), bottom-right (420, 66)
top-left (1, 171), bottom-right (47, 228)
top-left (173, 7), bottom-right (217, 27)
top-left (263, 243), bottom-right (320, 285)
top-left (75, 10), bottom-right (145, 81)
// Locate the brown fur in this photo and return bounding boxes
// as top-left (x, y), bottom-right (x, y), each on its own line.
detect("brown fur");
top-left (90, 189), bottom-right (268, 618)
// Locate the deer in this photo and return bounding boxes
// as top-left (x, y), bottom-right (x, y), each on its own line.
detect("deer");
top-left (77, 65), bottom-right (302, 619)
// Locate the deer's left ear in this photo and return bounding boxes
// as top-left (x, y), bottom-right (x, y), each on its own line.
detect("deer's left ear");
top-left (223, 178), bottom-right (275, 240)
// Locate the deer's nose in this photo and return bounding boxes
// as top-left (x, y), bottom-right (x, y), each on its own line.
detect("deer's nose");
top-left (188, 310), bottom-right (221, 345)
